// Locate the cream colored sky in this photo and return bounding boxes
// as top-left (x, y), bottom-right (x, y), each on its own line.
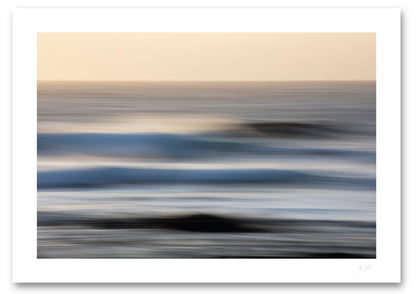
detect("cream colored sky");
top-left (37, 33), bottom-right (375, 81)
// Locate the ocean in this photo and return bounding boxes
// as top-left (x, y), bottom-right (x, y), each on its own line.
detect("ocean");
top-left (37, 81), bottom-right (376, 258)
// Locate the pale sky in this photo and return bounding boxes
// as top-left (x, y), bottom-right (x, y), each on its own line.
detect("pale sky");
top-left (37, 33), bottom-right (375, 81)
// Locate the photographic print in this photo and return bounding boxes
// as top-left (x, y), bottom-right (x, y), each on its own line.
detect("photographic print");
top-left (37, 32), bottom-right (376, 259)
top-left (12, 8), bottom-right (400, 283)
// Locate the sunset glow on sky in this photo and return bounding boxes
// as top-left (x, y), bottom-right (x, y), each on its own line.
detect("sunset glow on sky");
top-left (38, 33), bottom-right (375, 81)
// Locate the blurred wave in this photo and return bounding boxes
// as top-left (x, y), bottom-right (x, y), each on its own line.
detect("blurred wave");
top-left (37, 211), bottom-right (375, 258)
top-left (37, 132), bottom-right (253, 158)
top-left (38, 211), bottom-right (375, 233)
top-left (37, 132), bottom-right (375, 161)
top-left (37, 81), bottom-right (376, 258)
top-left (37, 166), bottom-right (375, 190)
top-left (237, 121), bottom-right (366, 137)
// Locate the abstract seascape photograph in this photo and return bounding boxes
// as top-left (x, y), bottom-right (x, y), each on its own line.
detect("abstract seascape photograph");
top-left (37, 33), bottom-right (376, 259)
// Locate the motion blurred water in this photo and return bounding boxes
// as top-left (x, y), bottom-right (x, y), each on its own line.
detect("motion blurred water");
top-left (37, 81), bottom-right (376, 258)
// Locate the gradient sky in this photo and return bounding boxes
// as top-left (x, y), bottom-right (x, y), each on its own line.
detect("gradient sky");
top-left (37, 33), bottom-right (375, 81)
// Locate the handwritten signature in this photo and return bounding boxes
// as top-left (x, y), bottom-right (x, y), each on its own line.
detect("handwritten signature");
top-left (357, 264), bottom-right (372, 274)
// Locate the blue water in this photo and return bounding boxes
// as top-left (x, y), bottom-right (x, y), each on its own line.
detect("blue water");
top-left (37, 81), bottom-right (376, 258)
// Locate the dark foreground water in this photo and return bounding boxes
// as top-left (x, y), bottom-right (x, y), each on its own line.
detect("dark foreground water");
top-left (37, 81), bottom-right (376, 258)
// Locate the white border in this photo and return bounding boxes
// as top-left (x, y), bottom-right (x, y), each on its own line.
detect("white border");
top-left (12, 8), bottom-right (401, 283)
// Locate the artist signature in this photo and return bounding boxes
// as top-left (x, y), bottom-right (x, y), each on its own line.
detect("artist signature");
top-left (357, 264), bottom-right (372, 274)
